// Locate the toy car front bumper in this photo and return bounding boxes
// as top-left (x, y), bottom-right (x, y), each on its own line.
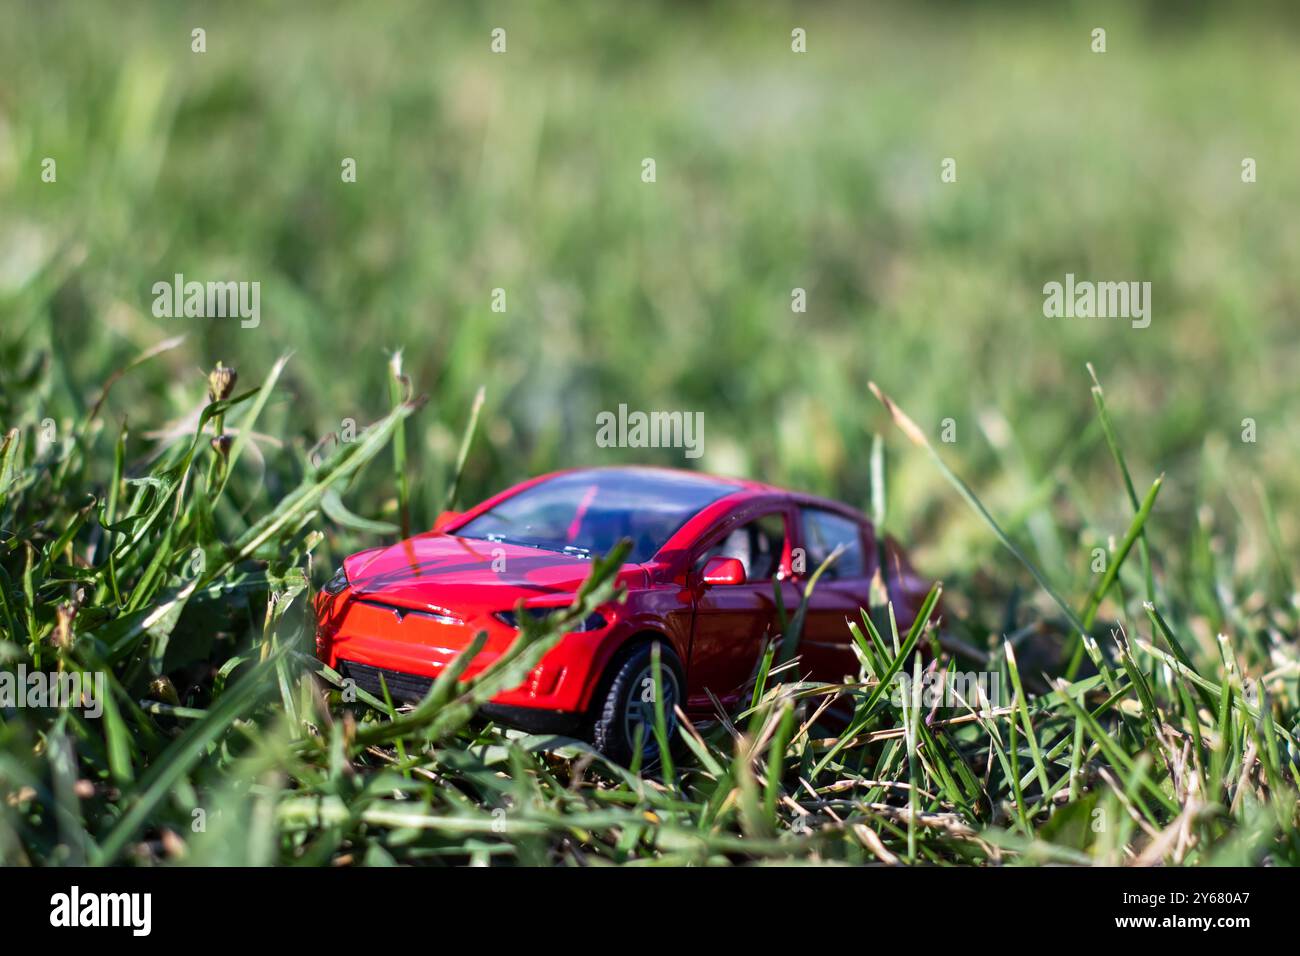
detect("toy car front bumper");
top-left (314, 592), bottom-right (603, 714)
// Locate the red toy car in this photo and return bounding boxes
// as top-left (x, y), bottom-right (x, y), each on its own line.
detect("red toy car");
top-left (315, 466), bottom-right (935, 761)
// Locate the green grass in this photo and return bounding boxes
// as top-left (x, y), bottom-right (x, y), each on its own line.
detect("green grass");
top-left (1, 1), bottom-right (1298, 865)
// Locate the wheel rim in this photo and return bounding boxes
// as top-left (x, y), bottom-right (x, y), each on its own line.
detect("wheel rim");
top-left (623, 661), bottom-right (679, 758)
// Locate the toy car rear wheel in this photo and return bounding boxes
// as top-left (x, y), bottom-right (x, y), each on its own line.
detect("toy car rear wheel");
top-left (588, 641), bottom-right (683, 767)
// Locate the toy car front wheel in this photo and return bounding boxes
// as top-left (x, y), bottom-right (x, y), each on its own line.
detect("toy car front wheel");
top-left (588, 641), bottom-right (683, 766)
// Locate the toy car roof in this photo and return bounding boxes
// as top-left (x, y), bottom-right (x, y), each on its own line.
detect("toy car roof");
top-left (534, 465), bottom-right (862, 519)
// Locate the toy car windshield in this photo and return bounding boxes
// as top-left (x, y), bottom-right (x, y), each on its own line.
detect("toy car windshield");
top-left (455, 467), bottom-right (739, 564)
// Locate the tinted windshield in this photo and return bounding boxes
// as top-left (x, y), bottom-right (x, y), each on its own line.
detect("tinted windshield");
top-left (455, 469), bottom-right (738, 564)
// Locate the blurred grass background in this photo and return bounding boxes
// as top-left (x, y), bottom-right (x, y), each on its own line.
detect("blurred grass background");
top-left (2, 0), bottom-right (1298, 606)
top-left (3, 0), bottom-right (1300, 869)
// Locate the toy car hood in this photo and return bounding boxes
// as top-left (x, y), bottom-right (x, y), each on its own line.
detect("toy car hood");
top-left (339, 531), bottom-right (646, 614)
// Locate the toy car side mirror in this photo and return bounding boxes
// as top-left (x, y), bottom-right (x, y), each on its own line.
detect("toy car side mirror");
top-left (700, 556), bottom-right (746, 587)
top-left (433, 510), bottom-right (462, 532)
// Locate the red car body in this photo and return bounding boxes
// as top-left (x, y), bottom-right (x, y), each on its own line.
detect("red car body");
top-left (314, 466), bottom-right (935, 735)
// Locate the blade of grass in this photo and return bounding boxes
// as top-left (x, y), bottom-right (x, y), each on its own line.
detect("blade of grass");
top-left (1086, 363), bottom-right (1155, 603)
top-left (444, 384), bottom-right (485, 511)
top-left (869, 382), bottom-right (1088, 649)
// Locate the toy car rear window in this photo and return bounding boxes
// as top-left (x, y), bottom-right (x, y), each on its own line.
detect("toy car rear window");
top-left (456, 469), bottom-right (740, 564)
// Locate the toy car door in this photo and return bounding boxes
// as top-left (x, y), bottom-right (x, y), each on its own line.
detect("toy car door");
top-left (687, 506), bottom-right (797, 710)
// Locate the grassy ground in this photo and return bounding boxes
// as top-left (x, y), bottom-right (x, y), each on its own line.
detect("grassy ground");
top-left (1, 1), bottom-right (1297, 865)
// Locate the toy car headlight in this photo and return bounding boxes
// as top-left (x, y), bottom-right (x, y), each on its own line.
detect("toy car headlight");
top-left (322, 565), bottom-right (350, 595)
top-left (495, 608), bottom-right (607, 632)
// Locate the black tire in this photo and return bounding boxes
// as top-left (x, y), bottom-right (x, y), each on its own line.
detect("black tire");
top-left (587, 641), bottom-right (684, 767)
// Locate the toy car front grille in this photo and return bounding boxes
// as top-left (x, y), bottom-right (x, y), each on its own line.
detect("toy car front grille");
top-left (339, 660), bottom-right (434, 702)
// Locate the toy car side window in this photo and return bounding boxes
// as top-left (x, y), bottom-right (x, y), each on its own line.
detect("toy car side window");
top-left (693, 512), bottom-right (787, 581)
top-left (799, 508), bottom-right (865, 580)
